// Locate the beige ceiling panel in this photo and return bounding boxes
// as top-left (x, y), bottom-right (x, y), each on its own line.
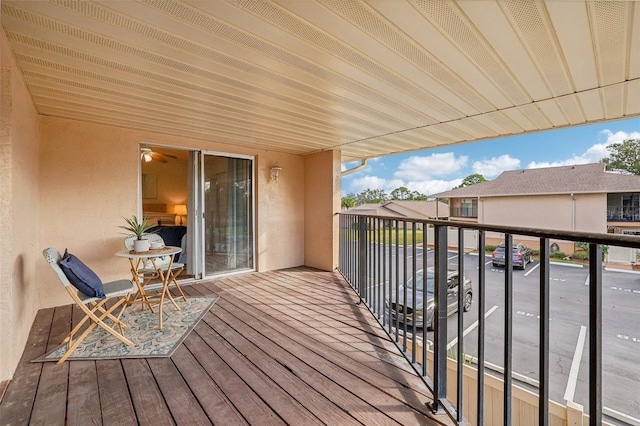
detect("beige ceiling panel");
top-left (625, 80), bottom-right (640, 117)
top-left (498, 1), bottom-right (573, 97)
top-left (555, 95), bottom-right (586, 126)
top-left (501, 108), bottom-right (537, 132)
top-left (484, 111), bottom-right (523, 135)
top-left (544, 1), bottom-right (598, 92)
top-left (425, 123), bottom-right (474, 143)
top-left (272, 0), bottom-right (482, 118)
top-left (517, 104), bottom-right (553, 130)
top-left (15, 52), bottom-right (361, 148)
top-left (631, 6), bottom-right (640, 80)
top-left (36, 101), bottom-right (308, 154)
top-left (2, 0), bottom-right (638, 161)
top-left (457, 0), bottom-right (550, 101)
top-left (311, 0), bottom-right (491, 114)
top-left (12, 35), bottom-right (397, 145)
top-left (602, 84), bottom-right (625, 120)
top-left (176, 0), bottom-right (440, 124)
top-left (6, 2), bottom-right (424, 134)
top-left (577, 89), bottom-right (605, 123)
top-left (403, 0), bottom-right (527, 108)
top-left (468, 114), bottom-right (515, 137)
top-left (530, 99), bottom-right (567, 128)
top-left (448, 117), bottom-right (498, 140)
top-left (588, 1), bottom-right (633, 86)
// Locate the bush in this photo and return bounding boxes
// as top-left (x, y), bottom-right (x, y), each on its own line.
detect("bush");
top-left (532, 249), bottom-right (540, 256)
top-left (571, 252), bottom-right (589, 261)
top-left (485, 244), bottom-right (497, 252)
top-left (551, 251), bottom-right (565, 259)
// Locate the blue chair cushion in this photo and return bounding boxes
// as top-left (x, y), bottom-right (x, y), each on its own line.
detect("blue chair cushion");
top-left (59, 250), bottom-right (106, 298)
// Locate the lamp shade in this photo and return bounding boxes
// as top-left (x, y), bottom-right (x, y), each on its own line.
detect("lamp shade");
top-left (174, 204), bottom-right (187, 216)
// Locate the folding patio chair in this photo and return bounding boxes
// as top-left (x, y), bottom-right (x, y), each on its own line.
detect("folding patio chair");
top-left (42, 248), bottom-right (135, 364)
top-left (124, 234), bottom-right (187, 302)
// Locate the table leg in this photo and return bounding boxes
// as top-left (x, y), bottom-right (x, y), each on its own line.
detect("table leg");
top-left (128, 258), bottom-right (156, 313)
top-left (151, 255), bottom-right (181, 330)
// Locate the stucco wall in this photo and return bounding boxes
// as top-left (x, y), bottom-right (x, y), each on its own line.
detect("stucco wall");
top-left (482, 193), bottom-right (607, 233)
top-left (1, 30), bottom-right (42, 382)
top-left (38, 117), bottom-right (306, 309)
top-left (304, 150), bottom-right (341, 271)
top-left (257, 151), bottom-right (305, 271)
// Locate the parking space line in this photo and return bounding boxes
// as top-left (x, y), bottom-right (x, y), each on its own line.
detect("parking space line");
top-left (523, 262), bottom-right (540, 277)
top-left (564, 325), bottom-right (587, 402)
top-left (447, 305), bottom-right (499, 350)
top-left (584, 274), bottom-right (589, 286)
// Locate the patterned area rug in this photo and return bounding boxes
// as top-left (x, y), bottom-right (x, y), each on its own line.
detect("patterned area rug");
top-left (33, 296), bottom-right (218, 362)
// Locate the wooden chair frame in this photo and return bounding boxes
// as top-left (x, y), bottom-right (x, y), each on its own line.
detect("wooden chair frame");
top-left (42, 248), bottom-right (135, 364)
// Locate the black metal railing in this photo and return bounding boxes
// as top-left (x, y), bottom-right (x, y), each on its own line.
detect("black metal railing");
top-left (606, 207), bottom-right (640, 222)
top-left (338, 213), bottom-right (640, 426)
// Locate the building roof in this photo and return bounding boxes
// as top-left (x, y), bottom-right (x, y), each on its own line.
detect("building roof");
top-left (431, 163), bottom-right (640, 198)
top-left (346, 200), bottom-right (449, 219)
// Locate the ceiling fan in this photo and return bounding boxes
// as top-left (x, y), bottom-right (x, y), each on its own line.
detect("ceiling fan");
top-left (140, 147), bottom-right (177, 163)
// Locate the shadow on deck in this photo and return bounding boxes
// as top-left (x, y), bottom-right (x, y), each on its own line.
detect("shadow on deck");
top-left (0, 267), bottom-right (454, 425)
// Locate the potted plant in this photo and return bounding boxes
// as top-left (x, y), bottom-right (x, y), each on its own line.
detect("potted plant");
top-left (120, 215), bottom-right (154, 252)
top-left (633, 250), bottom-right (640, 270)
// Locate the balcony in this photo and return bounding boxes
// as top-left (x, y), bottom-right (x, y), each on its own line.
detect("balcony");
top-left (339, 213), bottom-right (640, 426)
top-left (607, 207), bottom-right (640, 222)
top-left (0, 268), bottom-right (453, 425)
top-left (450, 207), bottom-right (478, 219)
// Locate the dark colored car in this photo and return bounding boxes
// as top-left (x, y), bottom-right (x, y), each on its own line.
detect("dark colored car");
top-left (388, 268), bottom-right (472, 330)
top-left (491, 243), bottom-right (534, 269)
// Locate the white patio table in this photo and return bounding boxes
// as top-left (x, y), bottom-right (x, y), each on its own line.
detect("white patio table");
top-left (115, 246), bottom-right (182, 329)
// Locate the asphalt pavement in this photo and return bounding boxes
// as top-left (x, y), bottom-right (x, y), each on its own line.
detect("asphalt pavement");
top-left (354, 242), bottom-right (640, 425)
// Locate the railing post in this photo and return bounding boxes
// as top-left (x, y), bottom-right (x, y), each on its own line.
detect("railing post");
top-left (422, 222), bottom-right (429, 377)
top-left (539, 237), bottom-right (550, 426)
top-left (456, 228), bottom-right (464, 422)
top-left (430, 223), bottom-right (448, 413)
top-left (589, 244), bottom-right (602, 426)
top-left (477, 230), bottom-right (486, 426)
top-left (357, 216), bottom-right (367, 303)
top-left (504, 233), bottom-right (513, 426)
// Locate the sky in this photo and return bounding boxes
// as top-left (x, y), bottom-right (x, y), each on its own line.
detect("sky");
top-left (341, 117), bottom-right (640, 197)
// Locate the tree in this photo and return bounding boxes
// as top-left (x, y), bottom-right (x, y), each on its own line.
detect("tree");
top-left (390, 187), bottom-right (411, 200)
top-left (389, 186), bottom-right (428, 201)
top-left (341, 196), bottom-right (355, 209)
top-left (456, 173), bottom-right (487, 188)
top-left (354, 188), bottom-right (388, 205)
top-left (601, 138), bottom-right (640, 175)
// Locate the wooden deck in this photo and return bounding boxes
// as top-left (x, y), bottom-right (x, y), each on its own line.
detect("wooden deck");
top-left (0, 267), bottom-right (454, 425)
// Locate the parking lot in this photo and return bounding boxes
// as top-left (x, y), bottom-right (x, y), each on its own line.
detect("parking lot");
top-left (362, 244), bottom-right (640, 424)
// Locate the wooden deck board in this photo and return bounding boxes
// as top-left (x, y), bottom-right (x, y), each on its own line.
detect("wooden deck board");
top-left (0, 268), bottom-right (453, 426)
top-left (96, 360), bottom-right (137, 426)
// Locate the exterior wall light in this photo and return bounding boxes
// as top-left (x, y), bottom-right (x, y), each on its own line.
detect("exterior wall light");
top-left (270, 166), bottom-right (282, 182)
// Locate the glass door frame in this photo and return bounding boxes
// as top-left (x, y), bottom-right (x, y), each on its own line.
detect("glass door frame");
top-left (193, 150), bottom-right (256, 279)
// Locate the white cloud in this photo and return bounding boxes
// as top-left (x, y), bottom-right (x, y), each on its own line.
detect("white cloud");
top-left (472, 154), bottom-right (520, 178)
top-left (347, 175), bottom-right (461, 196)
top-left (406, 179), bottom-right (463, 195)
top-left (349, 175), bottom-right (387, 193)
top-left (600, 129), bottom-right (640, 145)
top-left (394, 153), bottom-right (468, 180)
top-left (527, 129), bottom-right (640, 169)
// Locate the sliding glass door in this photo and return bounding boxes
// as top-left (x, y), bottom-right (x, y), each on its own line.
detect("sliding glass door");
top-left (200, 152), bottom-right (254, 276)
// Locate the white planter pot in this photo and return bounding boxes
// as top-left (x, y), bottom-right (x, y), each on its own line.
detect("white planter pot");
top-left (133, 238), bottom-right (150, 252)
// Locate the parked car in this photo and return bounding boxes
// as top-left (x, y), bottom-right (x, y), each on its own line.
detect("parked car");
top-left (388, 268), bottom-right (472, 330)
top-left (491, 243), bottom-right (534, 269)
